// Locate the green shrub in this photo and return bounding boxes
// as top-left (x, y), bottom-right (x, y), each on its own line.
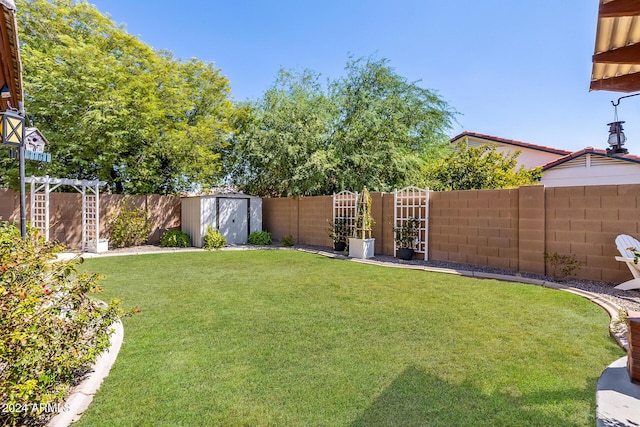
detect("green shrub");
top-left (203, 225), bottom-right (226, 250)
top-left (0, 222), bottom-right (123, 427)
top-left (248, 231), bottom-right (272, 245)
top-left (281, 235), bottom-right (295, 247)
top-left (110, 203), bottom-right (151, 248)
top-left (160, 229), bottom-right (191, 247)
top-left (544, 252), bottom-right (583, 281)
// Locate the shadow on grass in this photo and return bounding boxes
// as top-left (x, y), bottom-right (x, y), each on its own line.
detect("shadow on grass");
top-left (350, 366), bottom-right (596, 427)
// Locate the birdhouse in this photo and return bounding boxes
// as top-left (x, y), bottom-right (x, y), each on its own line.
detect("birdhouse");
top-left (24, 127), bottom-right (48, 153)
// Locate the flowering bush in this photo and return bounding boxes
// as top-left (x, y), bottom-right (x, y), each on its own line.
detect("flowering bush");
top-left (0, 222), bottom-right (122, 426)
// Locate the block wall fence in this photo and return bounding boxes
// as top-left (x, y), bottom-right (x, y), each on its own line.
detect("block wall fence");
top-left (263, 184), bottom-right (640, 284)
top-left (1, 184), bottom-right (639, 284)
top-left (0, 190), bottom-right (180, 248)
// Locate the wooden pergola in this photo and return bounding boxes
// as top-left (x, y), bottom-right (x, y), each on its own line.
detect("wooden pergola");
top-left (591, 0), bottom-right (640, 92)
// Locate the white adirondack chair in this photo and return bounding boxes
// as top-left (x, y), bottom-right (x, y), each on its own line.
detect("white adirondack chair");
top-left (614, 234), bottom-right (640, 290)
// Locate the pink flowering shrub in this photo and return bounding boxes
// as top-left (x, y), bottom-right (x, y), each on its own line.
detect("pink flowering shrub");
top-left (0, 222), bottom-right (122, 426)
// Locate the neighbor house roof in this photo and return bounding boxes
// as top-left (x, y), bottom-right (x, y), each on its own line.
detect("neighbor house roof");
top-left (542, 146), bottom-right (640, 170)
top-left (450, 131), bottom-right (572, 156)
top-left (591, 0), bottom-right (640, 92)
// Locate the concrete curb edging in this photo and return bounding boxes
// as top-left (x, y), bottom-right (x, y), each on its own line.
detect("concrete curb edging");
top-left (46, 320), bottom-right (124, 427)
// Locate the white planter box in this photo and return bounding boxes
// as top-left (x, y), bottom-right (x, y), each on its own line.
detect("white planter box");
top-left (348, 238), bottom-right (375, 259)
top-left (87, 239), bottom-right (109, 253)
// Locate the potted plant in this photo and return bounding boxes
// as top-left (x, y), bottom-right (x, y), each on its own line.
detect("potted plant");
top-left (328, 217), bottom-right (350, 252)
top-left (394, 217), bottom-right (419, 260)
top-left (349, 187), bottom-right (375, 259)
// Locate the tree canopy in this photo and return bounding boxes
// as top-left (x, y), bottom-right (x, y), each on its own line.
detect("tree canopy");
top-left (422, 143), bottom-right (542, 191)
top-left (229, 56), bottom-right (457, 197)
top-left (5, 0), bottom-right (235, 194)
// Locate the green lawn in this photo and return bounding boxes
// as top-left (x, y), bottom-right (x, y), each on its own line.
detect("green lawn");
top-left (75, 250), bottom-right (622, 426)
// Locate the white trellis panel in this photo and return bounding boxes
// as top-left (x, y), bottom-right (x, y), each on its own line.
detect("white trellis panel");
top-left (332, 190), bottom-right (359, 237)
top-left (26, 176), bottom-right (106, 252)
top-left (394, 186), bottom-right (429, 260)
top-left (83, 193), bottom-right (97, 252)
top-left (31, 192), bottom-right (47, 238)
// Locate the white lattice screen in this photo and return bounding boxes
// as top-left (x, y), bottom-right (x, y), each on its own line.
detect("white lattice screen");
top-left (31, 192), bottom-right (48, 238)
top-left (83, 193), bottom-right (98, 252)
top-left (394, 186), bottom-right (429, 260)
top-left (332, 190), bottom-right (358, 237)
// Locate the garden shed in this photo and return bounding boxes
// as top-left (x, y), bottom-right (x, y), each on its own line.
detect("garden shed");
top-left (181, 193), bottom-right (262, 247)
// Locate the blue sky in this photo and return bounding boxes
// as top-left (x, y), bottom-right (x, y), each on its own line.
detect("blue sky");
top-left (87, 0), bottom-right (638, 154)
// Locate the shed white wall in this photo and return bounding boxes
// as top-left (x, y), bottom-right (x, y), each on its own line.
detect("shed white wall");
top-left (541, 154), bottom-right (640, 187)
top-left (181, 197), bottom-right (204, 247)
top-left (250, 198), bottom-right (262, 234)
top-left (201, 197), bottom-right (217, 246)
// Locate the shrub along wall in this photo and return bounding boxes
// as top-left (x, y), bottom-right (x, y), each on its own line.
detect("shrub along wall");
top-left (262, 184), bottom-right (640, 284)
top-left (0, 190), bottom-right (180, 249)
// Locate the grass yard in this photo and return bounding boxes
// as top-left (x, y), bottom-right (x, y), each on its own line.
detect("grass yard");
top-left (75, 250), bottom-right (622, 426)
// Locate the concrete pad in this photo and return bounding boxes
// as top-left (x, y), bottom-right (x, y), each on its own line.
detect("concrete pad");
top-left (597, 357), bottom-right (640, 427)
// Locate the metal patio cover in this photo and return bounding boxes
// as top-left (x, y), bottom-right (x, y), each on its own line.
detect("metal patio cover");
top-left (0, 0), bottom-right (22, 111)
top-left (591, 0), bottom-right (640, 92)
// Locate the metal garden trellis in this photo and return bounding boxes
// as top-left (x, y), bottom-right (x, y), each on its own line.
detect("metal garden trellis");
top-left (25, 175), bottom-right (106, 252)
top-left (393, 186), bottom-right (429, 260)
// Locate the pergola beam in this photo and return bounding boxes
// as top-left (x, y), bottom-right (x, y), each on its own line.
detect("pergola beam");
top-left (599, 0), bottom-right (640, 18)
top-left (590, 71), bottom-right (640, 91)
top-left (593, 43), bottom-right (640, 63)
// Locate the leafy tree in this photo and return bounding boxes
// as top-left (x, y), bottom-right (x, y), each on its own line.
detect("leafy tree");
top-left (6, 0), bottom-right (235, 194)
top-left (229, 69), bottom-right (335, 196)
top-left (229, 55), bottom-right (456, 196)
top-left (329, 56), bottom-right (455, 193)
top-left (423, 143), bottom-right (542, 191)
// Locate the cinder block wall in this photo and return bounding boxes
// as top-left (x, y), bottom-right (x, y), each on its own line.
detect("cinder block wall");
top-left (262, 197), bottom-right (298, 241)
top-left (298, 196), bottom-right (332, 246)
top-left (430, 188), bottom-right (519, 270)
top-left (1, 191), bottom-right (180, 249)
top-left (261, 184), bottom-right (640, 283)
top-left (545, 185), bottom-right (640, 283)
top-left (519, 186), bottom-right (545, 275)
top-left (0, 190), bottom-right (19, 221)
